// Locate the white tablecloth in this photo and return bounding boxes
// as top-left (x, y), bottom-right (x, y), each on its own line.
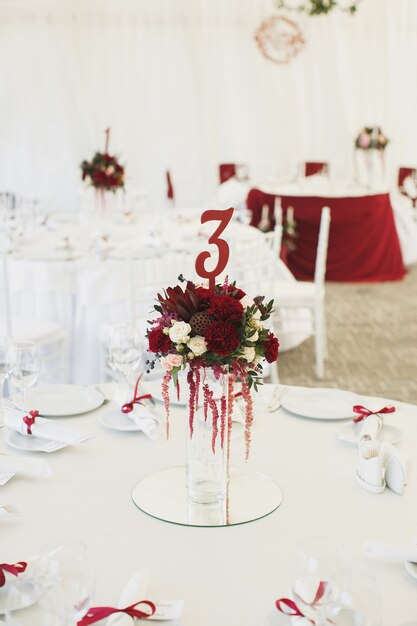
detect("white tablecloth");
top-left (2, 384), bottom-right (416, 625)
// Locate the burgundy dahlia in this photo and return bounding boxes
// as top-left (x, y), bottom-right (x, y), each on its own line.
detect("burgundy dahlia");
top-left (148, 327), bottom-right (171, 353)
top-left (263, 332), bottom-right (279, 363)
top-left (204, 321), bottom-right (240, 356)
top-left (208, 294), bottom-right (244, 323)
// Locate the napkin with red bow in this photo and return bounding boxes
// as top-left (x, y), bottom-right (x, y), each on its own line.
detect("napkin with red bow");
top-left (4, 409), bottom-right (92, 445)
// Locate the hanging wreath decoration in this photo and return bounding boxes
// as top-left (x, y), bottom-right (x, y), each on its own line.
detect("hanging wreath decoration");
top-left (275, 0), bottom-right (360, 16)
top-left (254, 15), bottom-right (305, 65)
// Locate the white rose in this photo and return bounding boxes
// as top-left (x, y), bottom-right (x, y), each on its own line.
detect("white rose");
top-left (188, 335), bottom-right (207, 356)
top-left (169, 321), bottom-right (191, 343)
top-left (241, 346), bottom-right (256, 362)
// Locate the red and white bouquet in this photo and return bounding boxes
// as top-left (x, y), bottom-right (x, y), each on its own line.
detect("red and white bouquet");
top-left (355, 126), bottom-right (389, 151)
top-left (81, 152), bottom-right (125, 192)
top-left (146, 277), bottom-right (279, 457)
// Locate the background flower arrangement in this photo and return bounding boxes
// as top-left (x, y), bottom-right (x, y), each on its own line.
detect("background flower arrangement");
top-left (146, 277), bottom-right (279, 457)
top-left (355, 127), bottom-right (389, 151)
top-left (276, 0), bottom-right (360, 15)
top-left (80, 151), bottom-right (125, 192)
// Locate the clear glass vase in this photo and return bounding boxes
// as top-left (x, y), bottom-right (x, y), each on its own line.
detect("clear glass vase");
top-left (185, 368), bottom-right (229, 506)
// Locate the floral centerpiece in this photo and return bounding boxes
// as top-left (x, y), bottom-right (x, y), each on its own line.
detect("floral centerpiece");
top-left (355, 127), bottom-right (389, 151)
top-left (80, 129), bottom-right (124, 192)
top-left (146, 277), bottom-right (279, 464)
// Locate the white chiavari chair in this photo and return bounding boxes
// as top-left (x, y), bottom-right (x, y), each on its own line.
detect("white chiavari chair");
top-left (0, 255), bottom-right (70, 383)
top-left (272, 207), bottom-right (331, 379)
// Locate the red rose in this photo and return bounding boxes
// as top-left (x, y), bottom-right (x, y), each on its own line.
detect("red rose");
top-left (204, 321), bottom-right (240, 356)
top-left (148, 327), bottom-right (171, 353)
top-left (263, 332), bottom-right (279, 363)
top-left (208, 294), bottom-right (244, 323)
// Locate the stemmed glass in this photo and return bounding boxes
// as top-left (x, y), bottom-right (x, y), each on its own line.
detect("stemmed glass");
top-left (106, 322), bottom-right (143, 388)
top-left (290, 537), bottom-right (350, 625)
top-left (0, 336), bottom-right (9, 425)
top-left (337, 569), bottom-right (381, 626)
top-left (7, 340), bottom-right (41, 407)
top-left (34, 541), bottom-right (95, 625)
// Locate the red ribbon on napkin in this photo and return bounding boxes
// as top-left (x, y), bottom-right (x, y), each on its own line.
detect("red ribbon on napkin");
top-left (22, 410), bottom-right (39, 435)
top-left (0, 561), bottom-right (27, 587)
top-left (77, 600), bottom-right (156, 625)
top-left (276, 580), bottom-right (329, 625)
top-left (122, 374), bottom-right (153, 414)
top-left (353, 405), bottom-right (395, 423)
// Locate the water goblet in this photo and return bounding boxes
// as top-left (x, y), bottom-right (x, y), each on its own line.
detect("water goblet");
top-left (7, 340), bottom-right (41, 406)
top-left (34, 540), bottom-right (95, 626)
top-left (106, 322), bottom-right (143, 387)
top-left (0, 336), bottom-right (10, 424)
top-left (290, 537), bottom-right (350, 625)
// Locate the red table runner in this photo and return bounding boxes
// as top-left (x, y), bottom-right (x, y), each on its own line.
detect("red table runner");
top-left (246, 188), bottom-right (406, 282)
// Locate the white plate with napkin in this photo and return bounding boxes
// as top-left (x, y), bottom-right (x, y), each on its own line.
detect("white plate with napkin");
top-left (281, 387), bottom-right (360, 420)
top-left (4, 409), bottom-right (92, 453)
top-left (100, 388), bottom-right (161, 439)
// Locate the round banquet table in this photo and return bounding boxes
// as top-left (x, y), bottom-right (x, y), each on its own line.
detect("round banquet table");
top-left (1, 383), bottom-right (416, 625)
top-left (6, 214), bottom-right (298, 384)
top-left (247, 182), bottom-right (407, 282)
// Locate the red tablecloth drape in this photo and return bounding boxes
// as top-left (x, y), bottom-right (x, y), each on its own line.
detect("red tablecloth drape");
top-left (246, 188), bottom-right (406, 283)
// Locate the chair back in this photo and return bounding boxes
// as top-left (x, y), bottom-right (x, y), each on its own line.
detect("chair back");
top-left (0, 255), bottom-right (12, 337)
top-left (219, 163), bottom-right (237, 184)
top-left (314, 207), bottom-right (331, 288)
top-left (229, 230), bottom-right (279, 300)
top-left (305, 162), bottom-right (329, 177)
top-left (166, 170), bottom-right (174, 201)
top-left (398, 167), bottom-right (416, 190)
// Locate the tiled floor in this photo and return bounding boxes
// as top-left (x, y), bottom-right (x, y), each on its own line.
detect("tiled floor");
top-left (277, 264), bottom-right (417, 404)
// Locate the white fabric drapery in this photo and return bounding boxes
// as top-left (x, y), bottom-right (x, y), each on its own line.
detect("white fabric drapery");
top-left (0, 0), bottom-right (416, 211)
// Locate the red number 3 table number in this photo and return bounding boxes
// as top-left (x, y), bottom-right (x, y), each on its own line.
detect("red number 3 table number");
top-left (195, 207), bottom-right (234, 289)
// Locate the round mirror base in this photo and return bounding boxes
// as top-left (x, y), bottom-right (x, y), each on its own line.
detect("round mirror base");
top-left (131, 466), bottom-right (283, 527)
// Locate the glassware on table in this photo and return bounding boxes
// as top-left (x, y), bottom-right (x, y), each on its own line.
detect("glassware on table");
top-left (0, 336), bottom-right (10, 424)
top-left (290, 537), bottom-right (350, 625)
top-left (7, 340), bottom-right (41, 406)
top-left (34, 541), bottom-right (95, 625)
top-left (337, 569), bottom-right (381, 626)
top-left (106, 322), bottom-right (143, 387)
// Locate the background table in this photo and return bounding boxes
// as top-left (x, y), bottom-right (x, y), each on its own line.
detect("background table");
top-left (2, 383), bottom-right (416, 625)
top-left (247, 184), bottom-right (407, 282)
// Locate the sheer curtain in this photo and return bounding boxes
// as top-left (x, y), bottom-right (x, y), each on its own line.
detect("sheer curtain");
top-left (0, 0), bottom-right (416, 211)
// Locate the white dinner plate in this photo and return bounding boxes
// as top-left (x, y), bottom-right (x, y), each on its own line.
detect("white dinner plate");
top-left (6, 430), bottom-right (67, 453)
top-left (405, 561), bottom-right (417, 580)
top-left (100, 410), bottom-right (148, 432)
top-left (338, 422), bottom-right (402, 445)
top-left (17, 385), bottom-right (104, 417)
top-left (141, 377), bottom-right (187, 407)
top-left (281, 387), bottom-right (360, 420)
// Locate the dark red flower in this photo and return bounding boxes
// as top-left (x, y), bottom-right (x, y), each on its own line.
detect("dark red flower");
top-left (195, 286), bottom-right (213, 309)
top-left (208, 294), bottom-right (244, 323)
top-left (204, 321), bottom-right (240, 356)
top-left (148, 327), bottom-right (171, 353)
top-left (263, 332), bottom-right (279, 363)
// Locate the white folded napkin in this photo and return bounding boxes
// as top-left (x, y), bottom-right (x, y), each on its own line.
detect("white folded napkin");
top-left (108, 569), bottom-right (183, 624)
top-left (363, 541), bottom-right (417, 563)
top-left (358, 414), bottom-right (382, 441)
top-left (0, 456), bottom-right (52, 479)
top-left (112, 390), bottom-right (161, 440)
top-left (357, 440), bottom-right (384, 490)
top-left (108, 569), bottom-right (150, 626)
top-left (4, 410), bottom-right (92, 445)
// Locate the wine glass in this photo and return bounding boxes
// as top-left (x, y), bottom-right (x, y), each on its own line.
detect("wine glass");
top-left (7, 340), bottom-right (41, 406)
top-left (290, 537), bottom-right (350, 625)
top-left (337, 569), bottom-right (381, 626)
top-left (106, 322), bottom-right (143, 387)
top-left (34, 541), bottom-right (95, 625)
top-left (0, 336), bottom-right (10, 424)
